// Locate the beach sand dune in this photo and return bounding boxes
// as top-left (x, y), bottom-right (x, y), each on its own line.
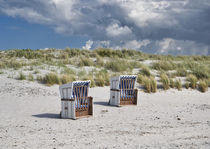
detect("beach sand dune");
top-left (0, 76), bottom-right (210, 148)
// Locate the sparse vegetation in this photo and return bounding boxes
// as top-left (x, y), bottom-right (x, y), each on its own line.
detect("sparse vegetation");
top-left (198, 80), bottom-right (208, 92)
top-left (42, 73), bottom-right (60, 86)
top-left (139, 66), bottom-right (151, 76)
top-left (142, 76), bottom-right (151, 93)
top-left (175, 79), bottom-right (182, 91)
top-left (160, 74), bottom-right (170, 90)
top-left (150, 77), bottom-right (157, 93)
top-left (187, 74), bottom-right (197, 89)
top-left (152, 61), bottom-right (177, 71)
top-left (60, 75), bottom-right (75, 84)
top-left (170, 79), bottom-right (175, 88)
top-left (176, 67), bottom-right (188, 77)
top-left (140, 76), bottom-right (157, 93)
top-left (137, 74), bottom-right (144, 84)
top-left (185, 82), bottom-right (190, 89)
top-left (0, 48), bottom-right (209, 91)
top-left (28, 73), bottom-right (34, 81)
top-left (18, 72), bottom-right (26, 80)
top-left (78, 57), bottom-right (94, 67)
top-left (105, 59), bottom-right (130, 72)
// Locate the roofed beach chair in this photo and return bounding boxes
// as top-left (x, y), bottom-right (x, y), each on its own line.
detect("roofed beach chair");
top-left (59, 81), bottom-right (93, 119)
top-left (109, 75), bottom-right (138, 106)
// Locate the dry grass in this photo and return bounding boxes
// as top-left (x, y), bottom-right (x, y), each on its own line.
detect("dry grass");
top-left (187, 74), bottom-right (197, 89)
top-left (160, 74), bottom-right (170, 90)
top-left (175, 79), bottom-right (182, 91)
top-left (198, 80), bottom-right (208, 92)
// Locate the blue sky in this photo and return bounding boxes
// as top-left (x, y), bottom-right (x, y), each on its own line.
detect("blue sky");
top-left (0, 15), bottom-right (88, 50)
top-left (0, 0), bottom-right (210, 55)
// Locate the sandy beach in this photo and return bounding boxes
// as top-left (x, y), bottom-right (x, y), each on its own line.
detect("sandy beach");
top-left (0, 75), bottom-right (210, 149)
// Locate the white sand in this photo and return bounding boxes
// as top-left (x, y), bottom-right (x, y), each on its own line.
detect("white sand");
top-left (0, 76), bottom-right (210, 149)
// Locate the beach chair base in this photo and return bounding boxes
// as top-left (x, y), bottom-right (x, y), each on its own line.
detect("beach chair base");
top-left (120, 89), bottom-right (138, 106)
top-left (76, 97), bottom-right (93, 118)
top-left (109, 89), bottom-right (138, 106)
top-left (60, 97), bottom-right (93, 119)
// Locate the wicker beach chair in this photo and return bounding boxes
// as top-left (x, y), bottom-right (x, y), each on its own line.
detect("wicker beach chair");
top-left (59, 81), bottom-right (93, 119)
top-left (109, 75), bottom-right (138, 106)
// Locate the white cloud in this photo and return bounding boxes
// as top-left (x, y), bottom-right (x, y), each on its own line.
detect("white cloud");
top-left (82, 40), bottom-right (93, 50)
top-left (106, 23), bottom-right (132, 37)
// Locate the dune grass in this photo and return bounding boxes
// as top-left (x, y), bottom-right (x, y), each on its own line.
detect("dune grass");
top-left (78, 57), bottom-right (94, 67)
top-left (175, 79), bottom-right (182, 91)
top-left (60, 75), bottom-right (76, 84)
top-left (185, 82), bottom-right (190, 89)
top-left (82, 75), bottom-right (95, 88)
top-left (176, 67), bottom-right (188, 77)
top-left (139, 66), bottom-right (151, 76)
top-left (140, 76), bottom-right (157, 93)
top-left (105, 59), bottom-right (131, 72)
top-left (198, 80), bottom-right (208, 92)
top-left (137, 74), bottom-right (144, 84)
top-left (18, 72), bottom-right (26, 80)
top-left (160, 74), bottom-right (170, 90)
top-left (170, 79), bottom-right (175, 88)
top-left (42, 73), bottom-right (60, 86)
top-left (152, 61), bottom-right (177, 71)
top-left (27, 73), bottom-right (34, 81)
top-left (186, 74), bottom-right (197, 89)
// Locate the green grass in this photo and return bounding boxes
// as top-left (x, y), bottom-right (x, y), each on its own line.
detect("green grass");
top-left (42, 73), bottom-right (60, 86)
top-left (185, 82), bottom-right (190, 89)
top-left (160, 74), bottom-right (170, 90)
top-left (186, 74), bottom-right (197, 89)
top-left (95, 56), bottom-right (104, 67)
top-left (18, 72), bottom-right (26, 80)
top-left (141, 76), bottom-right (157, 93)
top-left (61, 67), bottom-right (76, 75)
top-left (175, 79), bottom-right (182, 91)
top-left (28, 73), bottom-right (34, 81)
top-left (152, 61), bottom-right (177, 71)
top-left (176, 67), bottom-right (188, 77)
top-left (105, 59), bottom-right (131, 72)
top-left (95, 69), bottom-right (110, 86)
top-left (60, 75), bottom-right (75, 84)
top-left (139, 66), bottom-right (151, 76)
top-left (198, 80), bottom-right (208, 92)
top-left (137, 74), bottom-right (144, 84)
top-left (78, 57), bottom-right (94, 67)
top-left (82, 75), bottom-right (95, 88)
top-left (170, 79), bottom-right (175, 88)
top-left (150, 77), bottom-right (157, 93)
top-left (142, 76), bottom-right (151, 93)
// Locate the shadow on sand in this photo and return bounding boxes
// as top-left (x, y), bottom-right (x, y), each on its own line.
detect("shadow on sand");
top-left (32, 113), bottom-right (60, 119)
top-left (94, 101), bottom-right (111, 107)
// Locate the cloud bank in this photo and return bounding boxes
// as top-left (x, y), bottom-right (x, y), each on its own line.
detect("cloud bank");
top-left (0, 0), bottom-right (210, 55)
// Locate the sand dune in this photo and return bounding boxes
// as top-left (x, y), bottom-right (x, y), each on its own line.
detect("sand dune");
top-left (0, 76), bottom-right (210, 148)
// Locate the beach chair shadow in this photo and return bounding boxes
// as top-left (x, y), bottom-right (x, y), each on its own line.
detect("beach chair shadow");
top-left (94, 101), bottom-right (111, 107)
top-left (32, 113), bottom-right (60, 119)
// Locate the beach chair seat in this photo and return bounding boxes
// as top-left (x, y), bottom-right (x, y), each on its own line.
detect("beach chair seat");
top-left (59, 81), bottom-right (93, 119)
top-left (109, 75), bottom-right (138, 106)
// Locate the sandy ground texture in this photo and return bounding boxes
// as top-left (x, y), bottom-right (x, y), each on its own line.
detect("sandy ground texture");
top-left (0, 76), bottom-right (210, 149)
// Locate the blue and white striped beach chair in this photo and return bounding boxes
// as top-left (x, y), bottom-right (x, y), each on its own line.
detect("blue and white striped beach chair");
top-left (110, 75), bottom-right (138, 106)
top-left (59, 81), bottom-right (93, 119)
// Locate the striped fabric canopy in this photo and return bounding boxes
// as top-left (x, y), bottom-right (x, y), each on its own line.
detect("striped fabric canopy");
top-left (119, 75), bottom-right (136, 98)
top-left (72, 81), bottom-right (90, 108)
top-left (72, 81), bottom-right (90, 87)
